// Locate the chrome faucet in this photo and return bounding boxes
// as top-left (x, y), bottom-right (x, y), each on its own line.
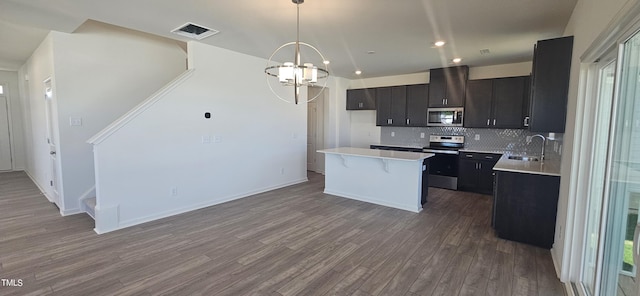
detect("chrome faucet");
top-left (527, 134), bottom-right (546, 161)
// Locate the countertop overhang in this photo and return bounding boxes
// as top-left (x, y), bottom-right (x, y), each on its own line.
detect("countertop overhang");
top-left (318, 147), bottom-right (434, 162)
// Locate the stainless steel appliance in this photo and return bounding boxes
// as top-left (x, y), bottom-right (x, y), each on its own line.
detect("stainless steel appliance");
top-left (427, 107), bottom-right (464, 127)
top-left (423, 135), bottom-right (465, 190)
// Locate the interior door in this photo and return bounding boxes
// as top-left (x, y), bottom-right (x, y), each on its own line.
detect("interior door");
top-left (0, 88), bottom-right (12, 171)
top-left (44, 78), bottom-right (60, 206)
top-left (307, 100), bottom-right (317, 171)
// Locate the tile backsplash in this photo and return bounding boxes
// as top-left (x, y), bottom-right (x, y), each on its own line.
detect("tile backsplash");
top-left (379, 126), bottom-right (563, 162)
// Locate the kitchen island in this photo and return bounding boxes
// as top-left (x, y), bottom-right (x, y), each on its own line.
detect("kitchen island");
top-left (318, 147), bottom-right (434, 213)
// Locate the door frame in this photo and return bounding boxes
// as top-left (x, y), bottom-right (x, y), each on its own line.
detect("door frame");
top-left (0, 83), bottom-right (13, 171)
top-left (563, 1), bottom-right (640, 293)
top-left (43, 77), bottom-right (61, 208)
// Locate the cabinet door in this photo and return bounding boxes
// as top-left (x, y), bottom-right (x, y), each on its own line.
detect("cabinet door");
top-left (529, 36), bottom-right (573, 132)
top-left (457, 158), bottom-right (478, 191)
top-left (444, 66), bottom-right (468, 107)
top-left (428, 69), bottom-right (447, 107)
top-left (390, 86), bottom-right (407, 126)
top-left (493, 77), bottom-right (527, 128)
top-left (376, 87), bottom-right (392, 126)
top-left (464, 80), bottom-right (493, 128)
top-left (346, 88), bottom-right (376, 110)
top-left (406, 84), bottom-right (429, 126)
top-left (477, 161), bottom-right (496, 194)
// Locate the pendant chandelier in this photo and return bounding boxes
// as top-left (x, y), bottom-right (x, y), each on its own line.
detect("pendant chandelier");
top-left (264, 0), bottom-right (330, 104)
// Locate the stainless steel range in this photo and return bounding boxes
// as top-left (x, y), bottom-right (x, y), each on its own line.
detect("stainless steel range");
top-left (423, 135), bottom-right (465, 190)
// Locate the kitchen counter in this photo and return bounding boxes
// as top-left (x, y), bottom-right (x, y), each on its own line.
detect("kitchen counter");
top-left (493, 154), bottom-right (561, 176)
top-left (318, 147), bottom-right (434, 213)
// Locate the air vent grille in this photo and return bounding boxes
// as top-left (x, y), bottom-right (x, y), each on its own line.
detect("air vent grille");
top-left (171, 23), bottom-right (219, 40)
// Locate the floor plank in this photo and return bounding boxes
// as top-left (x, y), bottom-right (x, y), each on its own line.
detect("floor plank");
top-left (0, 171), bottom-right (565, 296)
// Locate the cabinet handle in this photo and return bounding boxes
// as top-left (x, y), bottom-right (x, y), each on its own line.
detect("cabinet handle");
top-left (388, 118), bottom-right (393, 124)
top-left (445, 98), bottom-right (448, 105)
top-left (524, 116), bottom-right (530, 127)
top-left (479, 163), bottom-right (482, 169)
top-left (442, 98), bottom-right (445, 105)
top-left (406, 119), bottom-right (410, 125)
top-left (487, 119), bottom-right (490, 126)
top-left (485, 156), bottom-right (494, 159)
top-left (493, 119), bottom-right (496, 126)
top-left (358, 102), bottom-right (363, 108)
top-left (466, 155), bottom-right (473, 158)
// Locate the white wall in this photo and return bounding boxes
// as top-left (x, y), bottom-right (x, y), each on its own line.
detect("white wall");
top-left (18, 21), bottom-right (187, 213)
top-left (18, 34), bottom-right (57, 202)
top-left (0, 70), bottom-right (25, 170)
top-left (553, 0), bottom-right (630, 281)
top-left (346, 61), bottom-right (534, 148)
top-left (91, 41), bottom-right (308, 233)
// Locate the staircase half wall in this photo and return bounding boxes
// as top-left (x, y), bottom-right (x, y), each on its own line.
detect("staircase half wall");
top-left (88, 41), bottom-right (308, 234)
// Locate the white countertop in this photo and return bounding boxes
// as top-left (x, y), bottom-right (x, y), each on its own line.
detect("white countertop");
top-left (318, 147), bottom-right (434, 162)
top-left (493, 154), bottom-right (561, 176)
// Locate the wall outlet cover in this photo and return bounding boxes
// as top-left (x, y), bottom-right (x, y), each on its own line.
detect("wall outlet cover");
top-left (420, 133), bottom-right (425, 138)
top-left (474, 134), bottom-right (480, 141)
top-left (391, 132), bottom-right (395, 137)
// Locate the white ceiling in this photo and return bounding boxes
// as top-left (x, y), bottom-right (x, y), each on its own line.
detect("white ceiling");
top-left (0, 0), bottom-right (577, 78)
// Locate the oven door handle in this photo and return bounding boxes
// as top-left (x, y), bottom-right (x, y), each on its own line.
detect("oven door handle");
top-left (422, 149), bottom-right (460, 155)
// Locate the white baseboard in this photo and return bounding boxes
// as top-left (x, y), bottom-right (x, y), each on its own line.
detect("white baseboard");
top-left (324, 189), bottom-right (422, 213)
top-left (60, 208), bottom-right (83, 216)
top-left (99, 177), bottom-right (309, 234)
top-left (550, 247), bottom-right (562, 277)
top-left (23, 169), bottom-right (54, 203)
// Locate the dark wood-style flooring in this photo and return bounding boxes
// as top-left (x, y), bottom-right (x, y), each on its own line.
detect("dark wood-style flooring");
top-left (0, 171), bottom-right (565, 296)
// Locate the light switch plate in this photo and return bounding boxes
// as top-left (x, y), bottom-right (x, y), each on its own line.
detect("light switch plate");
top-left (420, 133), bottom-right (425, 139)
top-left (391, 132), bottom-right (395, 137)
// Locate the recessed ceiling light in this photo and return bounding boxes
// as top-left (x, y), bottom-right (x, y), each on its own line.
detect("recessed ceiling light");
top-left (434, 41), bottom-right (446, 47)
top-left (355, 70), bottom-right (362, 75)
top-left (452, 58), bottom-right (462, 63)
top-left (323, 60), bottom-right (330, 65)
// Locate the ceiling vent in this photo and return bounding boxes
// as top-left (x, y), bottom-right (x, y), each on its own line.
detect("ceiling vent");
top-left (171, 23), bottom-right (219, 40)
top-left (479, 49), bottom-right (491, 55)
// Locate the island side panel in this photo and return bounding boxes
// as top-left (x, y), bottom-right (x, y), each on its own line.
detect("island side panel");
top-left (322, 153), bottom-right (424, 213)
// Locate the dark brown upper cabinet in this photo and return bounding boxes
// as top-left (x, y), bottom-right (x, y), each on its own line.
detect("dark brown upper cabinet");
top-left (346, 88), bottom-right (376, 110)
top-left (405, 84), bottom-right (429, 126)
top-left (465, 76), bottom-right (529, 129)
top-left (376, 86), bottom-right (407, 126)
top-left (528, 36), bottom-right (573, 133)
top-left (428, 66), bottom-right (469, 107)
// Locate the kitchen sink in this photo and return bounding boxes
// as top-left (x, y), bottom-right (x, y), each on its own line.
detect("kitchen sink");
top-left (507, 155), bottom-right (540, 162)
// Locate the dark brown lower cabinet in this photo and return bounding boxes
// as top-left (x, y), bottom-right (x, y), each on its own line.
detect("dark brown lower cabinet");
top-left (457, 152), bottom-right (501, 194)
top-left (493, 171), bottom-right (560, 249)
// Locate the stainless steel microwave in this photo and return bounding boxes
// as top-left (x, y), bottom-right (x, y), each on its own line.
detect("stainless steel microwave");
top-left (427, 108), bottom-right (464, 127)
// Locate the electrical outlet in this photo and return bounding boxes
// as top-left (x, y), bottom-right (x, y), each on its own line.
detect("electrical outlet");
top-left (69, 117), bottom-right (82, 126)
top-left (170, 186), bottom-right (178, 196)
top-left (420, 133), bottom-right (425, 139)
top-left (202, 136), bottom-right (213, 144)
top-left (391, 132), bottom-right (395, 137)
top-left (474, 134), bottom-right (480, 141)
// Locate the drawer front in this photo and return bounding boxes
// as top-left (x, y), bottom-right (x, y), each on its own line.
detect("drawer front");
top-left (459, 152), bottom-right (502, 161)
